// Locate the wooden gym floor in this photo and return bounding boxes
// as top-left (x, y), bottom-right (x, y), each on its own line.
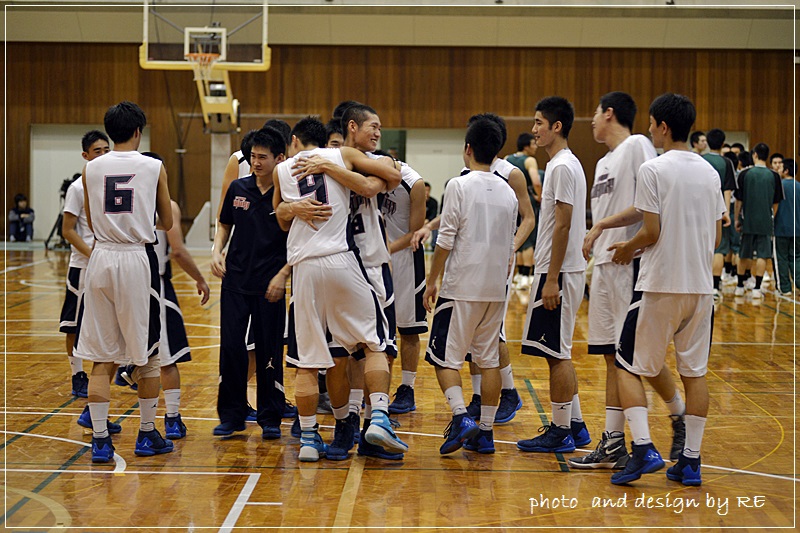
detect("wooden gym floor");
top-left (2, 247), bottom-right (796, 530)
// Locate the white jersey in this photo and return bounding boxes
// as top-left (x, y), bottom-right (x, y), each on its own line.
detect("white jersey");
top-left (63, 178), bottom-right (94, 269)
top-left (535, 148), bottom-right (587, 274)
top-left (635, 150), bottom-right (726, 294)
top-left (278, 147), bottom-right (352, 265)
top-left (437, 170), bottom-right (518, 302)
top-left (84, 151), bottom-right (161, 244)
top-left (460, 157), bottom-right (516, 183)
top-left (591, 134), bottom-right (656, 266)
top-left (233, 149), bottom-right (250, 178)
top-left (155, 228), bottom-right (170, 277)
top-left (348, 152), bottom-right (391, 267)
top-left (382, 162), bottom-right (423, 242)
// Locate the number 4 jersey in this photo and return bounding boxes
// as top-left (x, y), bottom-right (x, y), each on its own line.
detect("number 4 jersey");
top-left (84, 151), bottom-right (161, 244)
top-left (277, 147), bottom-right (354, 265)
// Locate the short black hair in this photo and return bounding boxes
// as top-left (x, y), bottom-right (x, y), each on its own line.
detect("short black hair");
top-left (240, 129), bottom-right (258, 162)
top-left (752, 143), bottom-right (770, 162)
top-left (81, 130), bottom-right (110, 152)
top-left (424, 181), bottom-right (431, 188)
top-left (372, 149), bottom-right (392, 158)
top-left (783, 158), bottom-right (795, 177)
top-left (104, 101), bottom-right (147, 144)
top-left (648, 93), bottom-right (695, 143)
top-left (723, 150), bottom-right (739, 167)
top-left (291, 116), bottom-right (327, 148)
top-left (14, 193), bottom-right (27, 204)
top-left (770, 152), bottom-right (784, 163)
top-left (325, 118), bottom-right (343, 140)
top-left (262, 119), bottom-right (291, 145)
top-left (251, 127), bottom-right (287, 158)
top-left (332, 100), bottom-right (361, 120)
top-left (706, 128), bottom-right (726, 150)
top-left (599, 91), bottom-right (636, 131)
top-left (141, 151), bottom-right (163, 161)
top-left (468, 113), bottom-right (507, 146)
top-left (731, 142), bottom-right (745, 152)
top-left (465, 117), bottom-right (503, 165)
top-left (341, 104), bottom-right (378, 140)
top-left (516, 132), bottom-right (535, 152)
top-left (738, 151), bottom-right (753, 168)
top-left (689, 131), bottom-right (705, 148)
top-left (535, 96), bottom-right (575, 140)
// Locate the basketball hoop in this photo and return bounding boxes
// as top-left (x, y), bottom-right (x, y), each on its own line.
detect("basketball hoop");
top-left (186, 52), bottom-right (220, 81)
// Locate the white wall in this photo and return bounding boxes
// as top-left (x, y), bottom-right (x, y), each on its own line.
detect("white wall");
top-left (404, 128), bottom-right (465, 207)
top-left (30, 125), bottom-right (150, 242)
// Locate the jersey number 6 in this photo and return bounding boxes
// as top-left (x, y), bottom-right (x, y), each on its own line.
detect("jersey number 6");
top-left (104, 175), bottom-right (134, 214)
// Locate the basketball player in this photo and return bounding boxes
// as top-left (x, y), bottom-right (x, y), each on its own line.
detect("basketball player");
top-left (274, 117), bottom-right (405, 462)
top-left (609, 93), bottom-right (724, 486)
top-left (517, 96), bottom-right (590, 454)
top-left (702, 129), bottom-right (736, 301)
top-left (506, 132), bottom-right (541, 291)
top-left (572, 92), bottom-right (687, 469)
top-left (74, 101), bottom-right (174, 462)
top-left (61, 130), bottom-right (109, 398)
top-left (424, 117), bottom-right (518, 455)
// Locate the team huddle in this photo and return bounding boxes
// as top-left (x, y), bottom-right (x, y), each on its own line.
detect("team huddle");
top-left (61, 92), bottom-right (727, 486)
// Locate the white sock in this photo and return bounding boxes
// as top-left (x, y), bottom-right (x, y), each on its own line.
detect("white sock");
top-left (479, 405), bottom-right (497, 431)
top-left (571, 393), bottom-right (584, 423)
top-left (299, 414), bottom-right (317, 432)
top-left (605, 406), bottom-right (625, 435)
top-left (401, 370), bottom-right (416, 388)
top-left (68, 356), bottom-right (83, 375)
top-left (444, 386), bottom-right (467, 415)
top-left (551, 401), bottom-right (572, 429)
top-left (624, 406), bottom-right (651, 446)
top-left (163, 389), bottom-right (180, 417)
top-left (500, 365), bottom-right (515, 390)
top-left (683, 414), bottom-right (706, 459)
top-left (664, 390), bottom-right (686, 416)
top-left (139, 397), bottom-right (158, 432)
top-left (470, 374), bottom-right (481, 395)
top-left (89, 402), bottom-right (109, 439)
top-left (369, 392), bottom-right (390, 413)
top-left (332, 404), bottom-right (350, 420)
top-left (349, 389), bottom-right (364, 415)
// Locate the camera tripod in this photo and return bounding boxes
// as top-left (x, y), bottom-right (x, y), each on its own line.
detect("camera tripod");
top-left (44, 197), bottom-right (69, 251)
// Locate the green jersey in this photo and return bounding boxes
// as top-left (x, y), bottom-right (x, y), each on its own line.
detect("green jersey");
top-left (734, 165), bottom-right (783, 235)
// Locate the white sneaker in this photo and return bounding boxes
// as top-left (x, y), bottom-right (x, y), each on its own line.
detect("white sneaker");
top-left (516, 275), bottom-right (532, 291)
top-left (712, 289), bottom-right (722, 302)
top-left (724, 274), bottom-right (738, 286)
top-left (763, 272), bottom-right (771, 283)
top-left (745, 277), bottom-right (756, 290)
top-left (512, 273), bottom-right (523, 286)
top-left (734, 286), bottom-right (745, 296)
top-left (751, 288), bottom-right (763, 299)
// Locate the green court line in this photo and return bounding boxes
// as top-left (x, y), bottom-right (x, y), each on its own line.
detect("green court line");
top-left (760, 303), bottom-right (794, 319)
top-left (524, 379), bottom-right (569, 472)
top-left (1, 397), bottom-right (80, 450)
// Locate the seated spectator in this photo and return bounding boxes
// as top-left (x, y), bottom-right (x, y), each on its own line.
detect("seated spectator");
top-left (8, 193), bottom-right (34, 242)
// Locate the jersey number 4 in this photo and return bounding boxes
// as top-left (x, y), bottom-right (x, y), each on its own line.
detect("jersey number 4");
top-left (104, 175), bottom-right (134, 214)
top-left (298, 173), bottom-right (328, 204)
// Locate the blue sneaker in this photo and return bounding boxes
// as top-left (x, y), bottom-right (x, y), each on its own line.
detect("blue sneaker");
top-left (77, 405), bottom-right (121, 434)
top-left (261, 425), bottom-right (281, 440)
top-left (463, 429), bottom-right (495, 454)
top-left (466, 394), bottom-right (481, 419)
top-left (666, 453), bottom-right (702, 486)
top-left (517, 423), bottom-right (575, 453)
top-left (134, 429), bottom-right (174, 457)
top-left (439, 413), bottom-right (479, 455)
top-left (326, 413), bottom-right (358, 461)
top-left (114, 366), bottom-right (137, 391)
top-left (245, 405), bottom-right (257, 423)
top-left (299, 426), bottom-right (328, 462)
top-left (365, 410), bottom-right (409, 454)
top-left (357, 421), bottom-right (404, 460)
top-left (91, 436), bottom-right (115, 463)
top-left (164, 414), bottom-right (186, 439)
top-left (388, 385), bottom-right (416, 414)
top-left (494, 388), bottom-right (522, 424)
top-left (283, 400), bottom-right (298, 419)
top-left (213, 421), bottom-right (246, 436)
top-left (571, 420), bottom-right (592, 447)
top-left (290, 416), bottom-right (301, 438)
top-left (71, 371), bottom-right (88, 398)
top-left (611, 442), bottom-right (665, 485)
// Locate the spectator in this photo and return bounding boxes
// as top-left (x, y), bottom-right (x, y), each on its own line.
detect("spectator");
top-left (8, 193), bottom-right (34, 242)
top-left (774, 158), bottom-right (799, 296)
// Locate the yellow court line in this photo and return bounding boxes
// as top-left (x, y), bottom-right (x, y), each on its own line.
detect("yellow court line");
top-left (332, 454), bottom-right (366, 528)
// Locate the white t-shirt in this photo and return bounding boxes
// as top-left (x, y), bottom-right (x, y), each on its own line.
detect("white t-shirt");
top-left (63, 178), bottom-right (94, 269)
top-left (84, 151), bottom-right (161, 245)
top-left (459, 157), bottom-right (516, 182)
top-left (278, 148), bottom-right (352, 265)
top-left (382, 162), bottom-right (423, 243)
top-left (635, 150), bottom-right (726, 294)
top-left (591, 134), bottom-right (657, 266)
top-left (437, 170), bottom-right (518, 302)
top-left (534, 148), bottom-right (587, 274)
top-left (233, 149), bottom-right (250, 178)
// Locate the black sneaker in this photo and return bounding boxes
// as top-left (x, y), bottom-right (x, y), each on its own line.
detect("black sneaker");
top-left (466, 394), bottom-right (481, 419)
top-left (283, 400), bottom-right (298, 419)
top-left (357, 421), bottom-right (404, 460)
top-left (666, 453), bottom-right (702, 486)
top-left (517, 423), bottom-right (575, 453)
top-left (290, 415), bottom-right (301, 438)
top-left (567, 431), bottom-right (628, 469)
top-left (327, 414), bottom-right (358, 461)
top-left (164, 414), bottom-right (187, 439)
top-left (71, 371), bottom-right (88, 398)
top-left (439, 413), bottom-right (479, 454)
top-left (388, 384), bottom-right (416, 414)
top-left (114, 366), bottom-right (137, 391)
top-left (135, 429), bottom-right (174, 456)
top-left (669, 414), bottom-right (686, 461)
top-left (463, 429), bottom-right (495, 454)
top-left (494, 389), bottom-right (522, 424)
top-left (610, 442), bottom-right (664, 485)
top-left (570, 420), bottom-right (592, 447)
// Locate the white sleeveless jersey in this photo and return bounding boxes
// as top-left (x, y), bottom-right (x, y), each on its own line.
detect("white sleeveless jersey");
top-left (155, 229), bottom-right (170, 276)
top-left (382, 162), bottom-right (423, 242)
top-left (347, 152), bottom-right (391, 267)
top-left (63, 178), bottom-right (95, 269)
top-left (460, 157), bottom-right (516, 182)
top-left (278, 147), bottom-right (353, 265)
top-left (84, 151), bottom-right (161, 244)
top-left (233, 149), bottom-right (251, 178)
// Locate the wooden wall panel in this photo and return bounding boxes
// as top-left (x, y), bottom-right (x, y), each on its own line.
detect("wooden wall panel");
top-left (5, 43), bottom-right (793, 219)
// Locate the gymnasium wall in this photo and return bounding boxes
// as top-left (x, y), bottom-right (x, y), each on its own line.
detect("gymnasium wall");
top-left (4, 43), bottom-right (795, 220)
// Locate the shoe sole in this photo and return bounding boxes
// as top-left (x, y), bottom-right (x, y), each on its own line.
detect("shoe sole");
top-left (325, 450), bottom-right (351, 461)
top-left (666, 471), bottom-right (702, 486)
top-left (134, 445), bottom-right (174, 457)
top-left (388, 404), bottom-right (416, 414)
top-left (439, 424), bottom-right (480, 455)
top-left (92, 455), bottom-right (113, 463)
top-left (299, 446), bottom-right (324, 462)
top-left (213, 424), bottom-right (246, 436)
top-left (463, 444), bottom-right (495, 454)
top-left (517, 442), bottom-right (576, 453)
top-left (357, 447), bottom-right (404, 460)
top-left (611, 459), bottom-right (665, 485)
top-left (567, 457), bottom-right (628, 469)
top-left (365, 424), bottom-right (409, 454)
top-left (166, 432), bottom-right (186, 439)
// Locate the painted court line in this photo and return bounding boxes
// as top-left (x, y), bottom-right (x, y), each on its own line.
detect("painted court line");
top-left (2, 431), bottom-right (126, 473)
top-left (219, 473), bottom-right (260, 533)
top-left (0, 259), bottom-right (49, 274)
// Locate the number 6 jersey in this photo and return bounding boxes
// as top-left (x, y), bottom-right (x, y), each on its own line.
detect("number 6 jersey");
top-left (277, 147), bottom-right (353, 265)
top-left (84, 151), bottom-right (161, 244)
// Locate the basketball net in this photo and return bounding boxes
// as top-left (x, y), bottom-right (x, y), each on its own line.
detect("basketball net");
top-left (186, 52), bottom-right (220, 82)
